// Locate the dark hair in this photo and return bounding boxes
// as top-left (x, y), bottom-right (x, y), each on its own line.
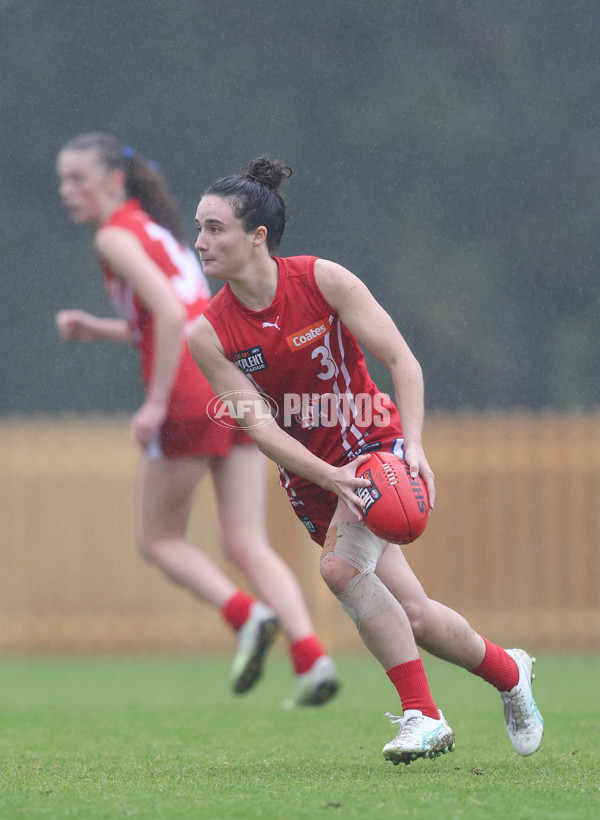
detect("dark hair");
top-left (205, 156), bottom-right (292, 252)
top-left (60, 133), bottom-right (187, 243)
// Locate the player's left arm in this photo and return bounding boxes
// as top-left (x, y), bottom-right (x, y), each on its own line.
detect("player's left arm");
top-left (315, 259), bottom-right (435, 508)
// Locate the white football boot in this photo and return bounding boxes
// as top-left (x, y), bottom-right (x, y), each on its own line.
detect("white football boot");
top-left (499, 648), bottom-right (544, 755)
top-left (282, 655), bottom-right (340, 709)
top-left (231, 602), bottom-right (279, 694)
top-left (382, 710), bottom-right (455, 766)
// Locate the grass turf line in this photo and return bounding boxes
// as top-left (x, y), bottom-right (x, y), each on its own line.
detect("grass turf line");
top-left (0, 654), bottom-right (599, 819)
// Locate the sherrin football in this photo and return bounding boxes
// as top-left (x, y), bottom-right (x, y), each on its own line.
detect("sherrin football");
top-left (354, 451), bottom-right (430, 544)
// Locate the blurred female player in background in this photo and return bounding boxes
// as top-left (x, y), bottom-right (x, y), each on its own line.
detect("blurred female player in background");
top-left (55, 133), bottom-right (339, 708)
top-left (188, 156), bottom-right (544, 765)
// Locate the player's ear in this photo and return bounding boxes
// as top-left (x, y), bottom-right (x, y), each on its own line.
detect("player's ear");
top-left (107, 167), bottom-right (126, 194)
top-left (253, 226), bottom-right (268, 247)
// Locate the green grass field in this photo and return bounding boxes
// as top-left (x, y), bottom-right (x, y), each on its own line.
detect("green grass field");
top-left (1, 652), bottom-right (598, 819)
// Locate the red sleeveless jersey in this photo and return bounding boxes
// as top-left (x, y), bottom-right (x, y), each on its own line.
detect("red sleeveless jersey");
top-left (100, 199), bottom-right (213, 419)
top-left (203, 255), bottom-right (403, 496)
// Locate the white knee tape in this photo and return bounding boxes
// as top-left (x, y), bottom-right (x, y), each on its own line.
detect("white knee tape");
top-left (331, 522), bottom-right (382, 574)
top-left (328, 522), bottom-right (397, 629)
top-left (337, 570), bottom-right (398, 629)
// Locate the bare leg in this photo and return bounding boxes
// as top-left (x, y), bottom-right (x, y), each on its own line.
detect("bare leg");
top-left (211, 444), bottom-right (314, 643)
top-left (376, 543), bottom-right (486, 669)
top-left (137, 454), bottom-right (237, 608)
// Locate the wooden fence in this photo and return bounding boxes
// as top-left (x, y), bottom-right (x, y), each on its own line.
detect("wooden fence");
top-left (1, 412), bottom-right (599, 654)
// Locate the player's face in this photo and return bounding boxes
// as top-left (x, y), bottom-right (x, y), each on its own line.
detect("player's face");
top-left (194, 195), bottom-right (258, 280)
top-left (57, 149), bottom-right (114, 226)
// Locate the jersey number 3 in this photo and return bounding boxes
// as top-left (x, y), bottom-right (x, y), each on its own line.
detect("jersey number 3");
top-left (311, 344), bottom-right (337, 380)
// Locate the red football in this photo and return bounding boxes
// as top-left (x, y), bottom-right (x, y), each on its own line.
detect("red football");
top-left (354, 451), bottom-right (430, 544)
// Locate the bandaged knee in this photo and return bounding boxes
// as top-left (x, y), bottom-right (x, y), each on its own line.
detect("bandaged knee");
top-left (327, 522), bottom-right (398, 630)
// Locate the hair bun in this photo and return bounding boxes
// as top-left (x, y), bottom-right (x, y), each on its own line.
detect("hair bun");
top-left (246, 155), bottom-right (292, 190)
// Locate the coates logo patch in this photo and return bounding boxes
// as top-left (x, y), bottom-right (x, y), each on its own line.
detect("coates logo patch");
top-left (232, 346), bottom-right (268, 374)
top-left (286, 318), bottom-right (330, 352)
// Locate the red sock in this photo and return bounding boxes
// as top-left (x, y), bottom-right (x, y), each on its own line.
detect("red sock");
top-left (470, 637), bottom-right (519, 691)
top-left (290, 635), bottom-right (326, 674)
top-left (386, 659), bottom-right (439, 719)
top-left (221, 590), bottom-right (255, 632)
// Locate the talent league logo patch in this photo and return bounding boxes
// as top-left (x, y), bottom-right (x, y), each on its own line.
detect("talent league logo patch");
top-left (286, 318), bottom-right (330, 352)
top-left (232, 345), bottom-right (268, 374)
top-left (299, 514), bottom-right (317, 534)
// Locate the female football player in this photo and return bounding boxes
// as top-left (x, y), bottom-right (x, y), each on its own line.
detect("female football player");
top-left (55, 134), bottom-right (339, 707)
top-left (188, 155), bottom-right (543, 765)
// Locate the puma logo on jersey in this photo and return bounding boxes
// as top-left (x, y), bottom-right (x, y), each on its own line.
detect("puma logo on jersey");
top-left (286, 318), bottom-right (330, 352)
top-left (262, 316), bottom-right (280, 330)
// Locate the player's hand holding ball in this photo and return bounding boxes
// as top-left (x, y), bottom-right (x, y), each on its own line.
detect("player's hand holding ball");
top-left (354, 451), bottom-right (430, 544)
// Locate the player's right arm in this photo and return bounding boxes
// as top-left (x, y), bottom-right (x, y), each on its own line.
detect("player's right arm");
top-left (56, 309), bottom-right (132, 343)
top-left (188, 315), bottom-right (371, 517)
